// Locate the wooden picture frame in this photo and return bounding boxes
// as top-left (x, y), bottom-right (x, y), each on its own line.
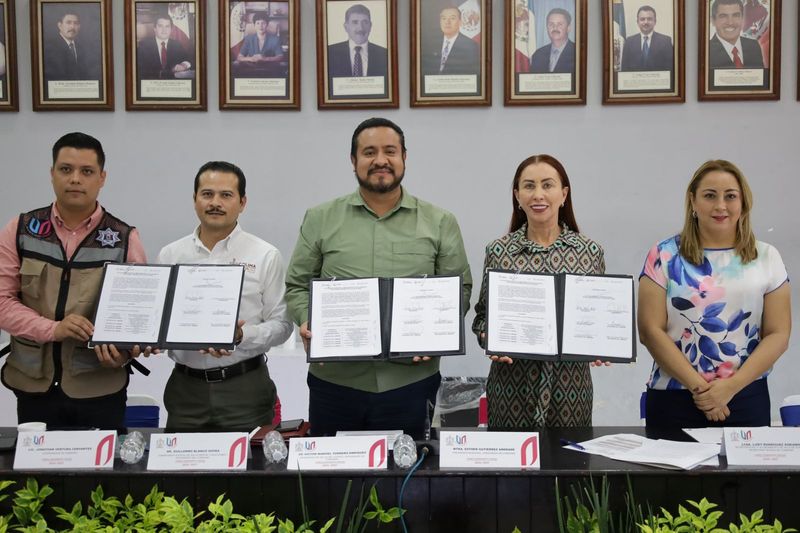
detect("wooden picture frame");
top-left (125, 0), bottom-right (206, 111)
top-left (504, 0), bottom-right (586, 106)
top-left (0, 0), bottom-right (18, 111)
top-left (602, 0), bottom-right (684, 104)
top-left (316, 0), bottom-right (398, 109)
top-left (411, 0), bottom-right (491, 107)
top-left (30, 0), bottom-right (113, 111)
top-left (219, 0), bottom-right (300, 110)
top-left (699, 0), bottom-right (780, 101)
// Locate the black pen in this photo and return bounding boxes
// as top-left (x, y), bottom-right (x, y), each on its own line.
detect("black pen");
top-left (559, 438), bottom-right (586, 451)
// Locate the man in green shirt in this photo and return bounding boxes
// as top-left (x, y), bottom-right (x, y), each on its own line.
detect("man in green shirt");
top-left (285, 117), bottom-right (472, 438)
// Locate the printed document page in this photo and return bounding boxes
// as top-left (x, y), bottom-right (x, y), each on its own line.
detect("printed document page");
top-left (389, 276), bottom-right (461, 353)
top-left (561, 275), bottom-right (633, 359)
top-left (486, 271), bottom-right (558, 356)
top-left (92, 264), bottom-right (171, 344)
top-left (165, 265), bottom-right (243, 344)
top-left (309, 278), bottom-right (382, 359)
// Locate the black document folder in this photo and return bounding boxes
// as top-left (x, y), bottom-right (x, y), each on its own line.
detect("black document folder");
top-left (485, 270), bottom-right (636, 363)
top-left (308, 275), bottom-right (465, 362)
top-left (89, 263), bottom-right (244, 350)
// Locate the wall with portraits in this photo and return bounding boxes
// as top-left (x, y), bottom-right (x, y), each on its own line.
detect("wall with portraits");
top-left (0, 0), bottom-right (798, 427)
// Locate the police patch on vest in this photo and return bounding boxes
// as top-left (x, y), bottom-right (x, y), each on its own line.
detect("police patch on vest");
top-left (26, 217), bottom-right (53, 238)
top-left (96, 227), bottom-right (121, 247)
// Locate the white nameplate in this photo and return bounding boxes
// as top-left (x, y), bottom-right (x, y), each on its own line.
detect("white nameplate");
top-left (14, 431), bottom-right (116, 470)
top-left (287, 436), bottom-right (388, 471)
top-left (146, 432), bottom-right (249, 471)
top-left (440, 431), bottom-right (540, 470)
top-left (724, 427), bottom-right (800, 466)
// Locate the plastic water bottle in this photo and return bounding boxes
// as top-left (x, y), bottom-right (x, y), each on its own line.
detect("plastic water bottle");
top-left (119, 431), bottom-right (146, 464)
top-left (393, 434), bottom-right (418, 468)
top-left (262, 430), bottom-right (288, 463)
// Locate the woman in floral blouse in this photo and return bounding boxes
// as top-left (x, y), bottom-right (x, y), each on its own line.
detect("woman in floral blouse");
top-left (472, 155), bottom-right (605, 428)
top-left (639, 160), bottom-right (791, 427)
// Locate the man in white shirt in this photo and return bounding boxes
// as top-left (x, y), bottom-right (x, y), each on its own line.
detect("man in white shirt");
top-left (157, 161), bottom-right (293, 431)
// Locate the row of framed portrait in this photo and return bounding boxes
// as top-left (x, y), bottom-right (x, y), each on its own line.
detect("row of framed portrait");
top-left (0, 0), bottom-right (787, 112)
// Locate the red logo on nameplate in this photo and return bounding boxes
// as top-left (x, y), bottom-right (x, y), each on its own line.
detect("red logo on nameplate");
top-left (95, 434), bottom-right (115, 466)
top-left (228, 437), bottom-right (248, 468)
top-left (368, 439), bottom-right (386, 468)
top-left (520, 436), bottom-right (539, 467)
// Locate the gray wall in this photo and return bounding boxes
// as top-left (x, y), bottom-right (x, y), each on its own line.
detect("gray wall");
top-left (1, 0), bottom-right (798, 426)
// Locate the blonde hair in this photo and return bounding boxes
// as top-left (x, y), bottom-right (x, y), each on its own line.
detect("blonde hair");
top-left (679, 160), bottom-right (757, 265)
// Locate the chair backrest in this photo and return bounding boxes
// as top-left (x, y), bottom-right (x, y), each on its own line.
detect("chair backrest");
top-left (125, 394), bottom-right (160, 428)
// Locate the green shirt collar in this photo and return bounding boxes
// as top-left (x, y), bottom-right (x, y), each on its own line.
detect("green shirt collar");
top-left (346, 187), bottom-right (418, 217)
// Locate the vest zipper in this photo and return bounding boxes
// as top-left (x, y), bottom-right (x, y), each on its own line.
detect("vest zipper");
top-left (51, 266), bottom-right (72, 388)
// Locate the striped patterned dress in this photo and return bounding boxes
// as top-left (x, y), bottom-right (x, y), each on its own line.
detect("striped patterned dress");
top-left (472, 224), bottom-right (605, 428)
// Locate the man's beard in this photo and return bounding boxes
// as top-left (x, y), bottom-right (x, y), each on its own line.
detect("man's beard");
top-left (355, 167), bottom-right (405, 194)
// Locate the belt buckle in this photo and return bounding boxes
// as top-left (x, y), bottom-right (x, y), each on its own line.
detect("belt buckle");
top-left (204, 367), bottom-right (226, 383)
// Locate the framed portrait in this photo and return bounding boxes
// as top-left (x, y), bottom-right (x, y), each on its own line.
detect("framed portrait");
top-left (602, 0), bottom-right (684, 104)
top-left (316, 0), bottom-right (398, 109)
top-left (411, 0), bottom-right (491, 107)
top-left (125, 0), bottom-right (206, 110)
top-left (30, 0), bottom-right (113, 111)
top-left (699, 0), bottom-right (780, 101)
top-left (0, 0), bottom-right (18, 111)
top-left (219, 1), bottom-right (300, 110)
top-left (504, 0), bottom-right (586, 106)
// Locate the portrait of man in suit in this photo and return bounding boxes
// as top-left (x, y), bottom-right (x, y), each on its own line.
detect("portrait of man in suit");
top-left (708, 0), bottom-right (764, 70)
top-left (136, 13), bottom-right (193, 80)
top-left (530, 8), bottom-right (575, 74)
top-left (620, 5), bottom-right (673, 72)
top-left (327, 3), bottom-right (387, 78)
top-left (421, 6), bottom-right (479, 77)
top-left (42, 7), bottom-right (101, 85)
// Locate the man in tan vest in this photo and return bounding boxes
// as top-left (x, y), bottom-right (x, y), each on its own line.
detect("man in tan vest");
top-left (0, 132), bottom-right (148, 429)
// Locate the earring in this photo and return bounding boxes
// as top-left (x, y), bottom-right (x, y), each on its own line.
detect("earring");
top-left (692, 211), bottom-right (697, 218)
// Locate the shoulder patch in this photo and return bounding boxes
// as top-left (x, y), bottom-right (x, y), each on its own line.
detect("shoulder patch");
top-left (26, 217), bottom-right (53, 238)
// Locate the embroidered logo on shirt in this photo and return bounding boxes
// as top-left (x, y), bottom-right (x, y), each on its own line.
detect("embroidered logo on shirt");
top-left (26, 218), bottom-right (53, 238)
top-left (96, 227), bottom-right (121, 247)
top-left (232, 259), bottom-right (256, 273)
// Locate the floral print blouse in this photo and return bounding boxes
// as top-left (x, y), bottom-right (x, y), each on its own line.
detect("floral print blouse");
top-left (640, 235), bottom-right (788, 390)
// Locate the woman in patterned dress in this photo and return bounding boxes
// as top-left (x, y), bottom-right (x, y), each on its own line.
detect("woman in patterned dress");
top-left (472, 155), bottom-right (605, 428)
top-left (638, 160), bottom-right (791, 427)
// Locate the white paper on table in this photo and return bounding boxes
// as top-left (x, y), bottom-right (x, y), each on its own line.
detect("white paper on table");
top-left (486, 271), bottom-right (558, 355)
top-left (92, 264), bottom-right (172, 345)
top-left (567, 433), bottom-right (719, 470)
top-left (389, 276), bottom-right (461, 353)
top-left (561, 275), bottom-right (633, 359)
top-left (165, 265), bottom-right (243, 344)
top-left (309, 278), bottom-right (382, 359)
top-left (683, 427), bottom-right (724, 445)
